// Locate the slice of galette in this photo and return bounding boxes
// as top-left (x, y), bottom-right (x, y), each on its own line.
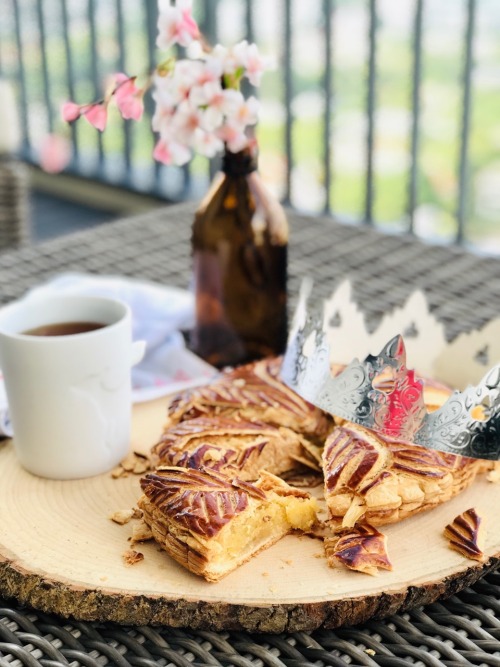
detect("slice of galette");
top-left (323, 423), bottom-right (486, 530)
top-left (138, 466), bottom-right (318, 581)
top-left (151, 416), bottom-right (318, 481)
top-left (165, 357), bottom-right (333, 442)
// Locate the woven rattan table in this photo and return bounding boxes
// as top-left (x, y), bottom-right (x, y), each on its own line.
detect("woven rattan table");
top-left (1, 202), bottom-right (500, 667)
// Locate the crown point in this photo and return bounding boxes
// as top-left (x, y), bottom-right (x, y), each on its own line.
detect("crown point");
top-left (383, 335), bottom-right (406, 364)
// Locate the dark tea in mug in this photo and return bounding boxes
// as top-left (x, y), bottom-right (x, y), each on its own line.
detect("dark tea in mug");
top-left (22, 321), bottom-right (106, 336)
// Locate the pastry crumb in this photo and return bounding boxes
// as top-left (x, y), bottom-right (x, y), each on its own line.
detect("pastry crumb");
top-left (365, 649), bottom-right (376, 656)
top-left (313, 552), bottom-right (324, 559)
top-left (130, 520), bottom-right (154, 544)
top-left (123, 549), bottom-right (144, 566)
top-left (110, 509), bottom-right (135, 525)
top-left (487, 462), bottom-right (500, 483)
top-left (112, 452), bottom-right (152, 478)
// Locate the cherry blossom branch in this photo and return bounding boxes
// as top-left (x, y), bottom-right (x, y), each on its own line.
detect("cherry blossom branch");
top-left (60, 0), bottom-right (271, 166)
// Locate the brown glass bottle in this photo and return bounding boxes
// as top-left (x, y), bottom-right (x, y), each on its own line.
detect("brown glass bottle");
top-left (190, 147), bottom-right (288, 368)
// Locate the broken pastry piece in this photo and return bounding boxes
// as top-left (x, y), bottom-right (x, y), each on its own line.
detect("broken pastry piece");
top-left (165, 357), bottom-right (333, 442)
top-left (151, 416), bottom-right (314, 481)
top-left (444, 508), bottom-right (486, 562)
top-left (138, 466), bottom-right (318, 582)
top-left (324, 523), bottom-right (392, 575)
top-left (323, 423), bottom-right (486, 531)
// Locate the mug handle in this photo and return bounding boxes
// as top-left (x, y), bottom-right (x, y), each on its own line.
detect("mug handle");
top-left (130, 340), bottom-right (146, 367)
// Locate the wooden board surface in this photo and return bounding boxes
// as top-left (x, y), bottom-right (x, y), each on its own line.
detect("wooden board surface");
top-left (0, 398), bottom-right (499, 633)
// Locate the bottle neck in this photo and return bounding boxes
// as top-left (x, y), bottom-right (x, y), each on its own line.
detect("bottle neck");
top-left (222, 147), bottom-right (257, 176)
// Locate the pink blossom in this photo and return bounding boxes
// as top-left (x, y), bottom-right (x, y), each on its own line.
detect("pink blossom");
top-left (157, 0), bottom-right (199, 51)
top-left (39, 134), bottom-right (71, 173)
top-left (117, 94), bottom-right (144, 121)
top-left (165, 60), bottom-right (204, 104)
top-left (192, 128), bottom-right (224, 158)
top-left (172, 99), bottom-right (204, 143)
top-left (241, 43), bottom-right (268, 86)
top-left (153, 137), bottom-right (191, 165)
top-left (227, 94), bottom-right (259, 128)
top-left (217, 122), bottom-right (249, 153)
top-left (112, 73), bottom-right (144, 121)
top-left (83, 103), bottom-right (108, 131)
top-left (194, 58), bottom-right (223, 86)
top-left (153, 74), bottom-right (177, 110)
top-left (189, 81), bottom-right (227, 130)
top-left (211, 44), bottom-right (237, 75)
top-left (152, 103), bottom-right (175, 135)
top-left (61, 101), bottom-right (81, 122)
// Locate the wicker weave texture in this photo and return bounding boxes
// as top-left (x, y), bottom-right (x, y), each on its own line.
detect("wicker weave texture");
top-left (0, 160), bottom-right (30, 250)
top-left (1, 203), bottom-right (500, 666)
top-left (2, 572), bottom-right (500, 667)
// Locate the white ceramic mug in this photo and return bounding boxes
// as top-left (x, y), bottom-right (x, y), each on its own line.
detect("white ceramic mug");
top-left (0, 294), bottom-right (146, 479)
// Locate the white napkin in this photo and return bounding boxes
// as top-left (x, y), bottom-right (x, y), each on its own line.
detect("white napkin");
top-left (0, 273), bottom-right (217, 437)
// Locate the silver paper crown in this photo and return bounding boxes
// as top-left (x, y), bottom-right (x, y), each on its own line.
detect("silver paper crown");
top-left (281, 285), bottom-right (500, 461)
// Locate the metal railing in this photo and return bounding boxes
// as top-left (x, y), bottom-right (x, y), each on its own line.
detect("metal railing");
top-left (0, 0), bottom-right (497, 250)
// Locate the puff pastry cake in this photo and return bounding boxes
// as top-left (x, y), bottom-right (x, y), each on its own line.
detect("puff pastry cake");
top-left (151, 415), bottom-right (314, 481)
top-left (138, 466), bottom-right (318, 582)
top-left (165, 357), bottom-right (333, 442)
top-left (323, 423), bottom-right (486, 530)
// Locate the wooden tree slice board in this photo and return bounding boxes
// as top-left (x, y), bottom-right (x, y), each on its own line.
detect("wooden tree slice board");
top-left (0, 397), bottom-right (499, 633)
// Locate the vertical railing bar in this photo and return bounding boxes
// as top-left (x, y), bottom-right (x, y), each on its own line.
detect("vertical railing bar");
top-left (364, 0), bottom-right (377, 225)
top-left (36, 0), bottom-right (54, 133)
top-left (116, 0), bottom-right (132, 183)
top-left (12, 0), bottom-right (30, 157)
top-left (201, 1), bottom-right (220, 184)
top-left (241, 0), bottom-right (255, 101)
top-left (322, 0), bottom-right (333, 215)
top-left (144, 0), bottom-right (162, 195)
top-left (456, 0), bottom-right (476, 245)
top-left (244, 0), bottom-right (255, 44)
top-left (61, 0), bottom-right (79, 162)
top-left (0, 26), bottom-right (3, 75)
top-left (88, 0), bottom-right (104, 170)
top-left (407, 0), bottom-right (424, 235)
top-left (283, 0), bottom-right (293, 205)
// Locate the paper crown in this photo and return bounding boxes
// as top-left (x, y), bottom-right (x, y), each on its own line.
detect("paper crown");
top-left (281, 281), bottom-right (500, 461)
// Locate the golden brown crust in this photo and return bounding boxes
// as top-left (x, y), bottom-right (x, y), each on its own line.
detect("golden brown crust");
top-left (151, 416), bottom-right (312, 480)
top-left (323, 423), bottom-right (484, 530)
top-left (444, 508), bottom-right (486, 562)
top-left (165, 357), bottom-right (333, 441)
top-left (140, 467), bottom-right (262, 538)
top-left (324, 523), bottom-right (392, 575)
